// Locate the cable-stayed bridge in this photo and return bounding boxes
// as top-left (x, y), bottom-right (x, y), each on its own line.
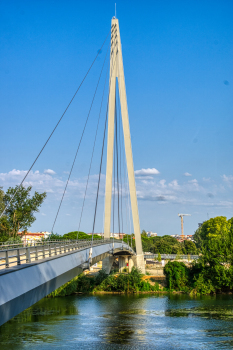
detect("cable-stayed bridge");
top-left (0, 17), bottom-right (145, 326)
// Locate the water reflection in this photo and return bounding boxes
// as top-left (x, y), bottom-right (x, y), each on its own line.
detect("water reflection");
top-left (1, 294), bottom-right (233, 349)
top-left (0, 297), bottom-right (78, 349)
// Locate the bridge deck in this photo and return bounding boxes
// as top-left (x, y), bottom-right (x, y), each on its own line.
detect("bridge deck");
top-left (0, 240), bottom-right (134, 326)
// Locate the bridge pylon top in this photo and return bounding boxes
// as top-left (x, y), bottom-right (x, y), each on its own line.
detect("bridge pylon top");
top-left (104, 18), bottom-right (143, 259)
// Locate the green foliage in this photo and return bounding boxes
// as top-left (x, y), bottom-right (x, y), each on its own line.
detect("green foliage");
top-left (63, 231), bottom-right (88, 240)
top-left (124, 232), bottom-right (197, 255)
top-left (164, 217), bottom-right (233, 295)
top-left (47, 233), bottom-right (63, 240)
top-left (48, 268), bottom-right (161, 297)
top-left (5, 236), bottom-right (23, 244)
top-left (48, 231), bottom-right (103, 241)
top-left (193, 227), bottom-right (202, 249)
top-left (0, 187), bottom-right (4, 214)
top-left (0, 233), bottom-right (8, 243)
top-left (94, 268), bottom-right (158, 293)
top-left (141, 229), bottom-right (147, 237)
top-left (0, 185), bottom-right (46, 238)
top-left (157, 252), bottom-right (162, 262)
top-left (201, 216), bottom-right (231, 240)
top-left (184, 240), bottom-right (197, 254)
top-left (164, 261), bottom-right (190, 292)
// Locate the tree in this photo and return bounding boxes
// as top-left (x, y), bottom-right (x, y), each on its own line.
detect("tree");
top-left (184, 240), bottom-right (197, 254)
top-left (1, 185), bottom-right (46, 238)
top-left (164, 261), bottom-right (190, 291)
top-left (141, 229), bottom-right (147, 237)
top-left (200, 216), bottom-right (230, 241)
top-left (0, 187), bottom-right (4, 214)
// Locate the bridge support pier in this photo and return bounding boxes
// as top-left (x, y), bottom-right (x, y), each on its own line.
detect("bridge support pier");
top-left (118, 256), bottom-right (127, 272)
top-left (102, 256), bottom-right (114, 274)
top-left (133, 254), bottom-right (145, 274)
top-left (128, 257), bottom-right (134, 273)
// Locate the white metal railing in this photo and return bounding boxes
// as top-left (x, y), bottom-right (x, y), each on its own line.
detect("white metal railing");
top-left (0, 239), bottom-right (134, 270)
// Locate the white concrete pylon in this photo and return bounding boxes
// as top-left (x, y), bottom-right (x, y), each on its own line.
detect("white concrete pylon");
top-left (104, 17), bottom-right (143, 256)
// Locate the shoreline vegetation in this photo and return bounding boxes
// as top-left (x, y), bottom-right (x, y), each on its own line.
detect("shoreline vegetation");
top-left (47, 268), bottom-right (165, 297)
top-left (47, 216), bottom-right (233, 297)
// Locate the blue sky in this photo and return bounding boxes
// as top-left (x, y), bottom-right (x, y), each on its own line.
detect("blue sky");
top-left (0, 0), bottom-right (232, 236)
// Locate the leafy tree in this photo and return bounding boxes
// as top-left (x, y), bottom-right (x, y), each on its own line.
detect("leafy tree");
top-left (199, 216), bottom-right (230, 241)
top-left (0, 187), bottom-right (4, 214)
top-left (193, 227), bottom-right (202, 249)
top-left (190, 216), bottom-right (233, 293)
top-left (1, 185), bottom-right (46, 238)
top-left (183, 240), bottom-right (197, 254)
top-left (164, 261), bottom-right (190, 291)
top-left (141, 229), bottom-right (147, 237)
top-left (157, 252), bottom-right (161, 262)
top-left (56, 231), bottom-right (102, 240)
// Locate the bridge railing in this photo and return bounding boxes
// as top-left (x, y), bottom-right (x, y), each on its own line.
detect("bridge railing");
top-left (0, 239), bottom-right (104, 250)
top-left (0, 239), bottom-right (134, 270)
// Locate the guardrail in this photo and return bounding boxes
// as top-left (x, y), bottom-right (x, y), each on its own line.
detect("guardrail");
top-left (0, 239), bottom-right (134, 270)
top-left (144, 253), bottom-right (199, 260)
top-left (0, 239), bottom-right (103, 250)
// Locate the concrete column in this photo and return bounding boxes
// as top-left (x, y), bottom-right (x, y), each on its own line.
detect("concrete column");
top-left (104, 18), bottom-right (143, 258)
top-left (118, 256), bottom-right (126, 272)
top-left (128, 257), bottom-right (134, 273)
top-left (132, 254), bottom-right (145, 274)
top-left (102, 256), bottom-right (114, 275)
top-left (104, 21), bottom-right (117, 239)
top-left (116, 19), bottom-right (143, 256)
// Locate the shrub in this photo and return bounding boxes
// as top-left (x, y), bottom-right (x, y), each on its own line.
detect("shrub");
top-left (164, 261), bottom-right (190, 292)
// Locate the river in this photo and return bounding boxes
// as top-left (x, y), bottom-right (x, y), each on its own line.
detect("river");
top-left (0, 294), bottom-right (233, 349)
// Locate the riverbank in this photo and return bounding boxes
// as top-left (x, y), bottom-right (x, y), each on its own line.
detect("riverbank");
top-left (47, 268), bottom-right (167, 297)
top-left (48, 260), bottom-right (233, 297)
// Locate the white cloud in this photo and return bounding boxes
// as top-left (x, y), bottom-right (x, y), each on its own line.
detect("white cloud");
top-left (168, 180), bottom-right (180, 189)
top-left (222, 175), bottom-right (233, 186)
top-left (159, 179), bottom-right (166, 188)
top-left (203, 177), bottom-right (211, 182)
top-left (44, 169), bottom-right (56, 175)
top-left (188, 179), bottom-right (198, 184)
top-left (134, 175), bottom-right (233, 208)
top-left (184, 172), bottom-right (192, 176)
top-left (0, 169), bottom-right (107, 203)
top-left (135, 168), bottom-right (160, 176)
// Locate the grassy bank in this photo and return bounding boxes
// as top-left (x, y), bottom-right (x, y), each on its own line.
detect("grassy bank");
top-left (47, 268), bottom-right (164, 297)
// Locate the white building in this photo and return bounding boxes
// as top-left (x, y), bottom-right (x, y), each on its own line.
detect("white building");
top-left (147, 231), bottom-right (157, 237)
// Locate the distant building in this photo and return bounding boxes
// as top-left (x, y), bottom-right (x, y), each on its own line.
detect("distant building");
top-left (171, 234), bottom-right (194, 242)
top-left (18, 231), bottom-right (51, 242)
top-left (110, 233), bottom-right (126, 239)
top-left (147, 231), bottom-right (157, 237)
top-left (87, 233), bottom-right (102, 237)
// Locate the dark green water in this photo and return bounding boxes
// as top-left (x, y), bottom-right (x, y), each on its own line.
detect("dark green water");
top-left (1, 294), bottom-right (233, 349)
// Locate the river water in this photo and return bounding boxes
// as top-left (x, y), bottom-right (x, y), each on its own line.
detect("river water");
top-left (1, 294), bottom-right (233, 349)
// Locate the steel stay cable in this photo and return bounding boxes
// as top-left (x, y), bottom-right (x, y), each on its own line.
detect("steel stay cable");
top-left (114, 94), bottom-right (121, 238)
top-left (123, 144), bottom-right (130, 247)
top-left (76, 68), bottom-right (109, 240)
top-left (112, 135), bottom-right (116, 238)
top-left (0, 29), bottom-right (111, 220)
top-left (91, 45), bottom-right (118, 249)
top-left (117, 87), bottom-right (124, 244)
top-left (91, 101), bottom-right (108, 246)
top-left (112, 113), bottom-right (117, 240)
top-left (51, 47), bottom-right (109, 233)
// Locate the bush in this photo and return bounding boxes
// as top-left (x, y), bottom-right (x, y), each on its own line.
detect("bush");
top-left (164, 261), bottom-right (190, 292)
top-left (48, 268), bottom-right (160, 297)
